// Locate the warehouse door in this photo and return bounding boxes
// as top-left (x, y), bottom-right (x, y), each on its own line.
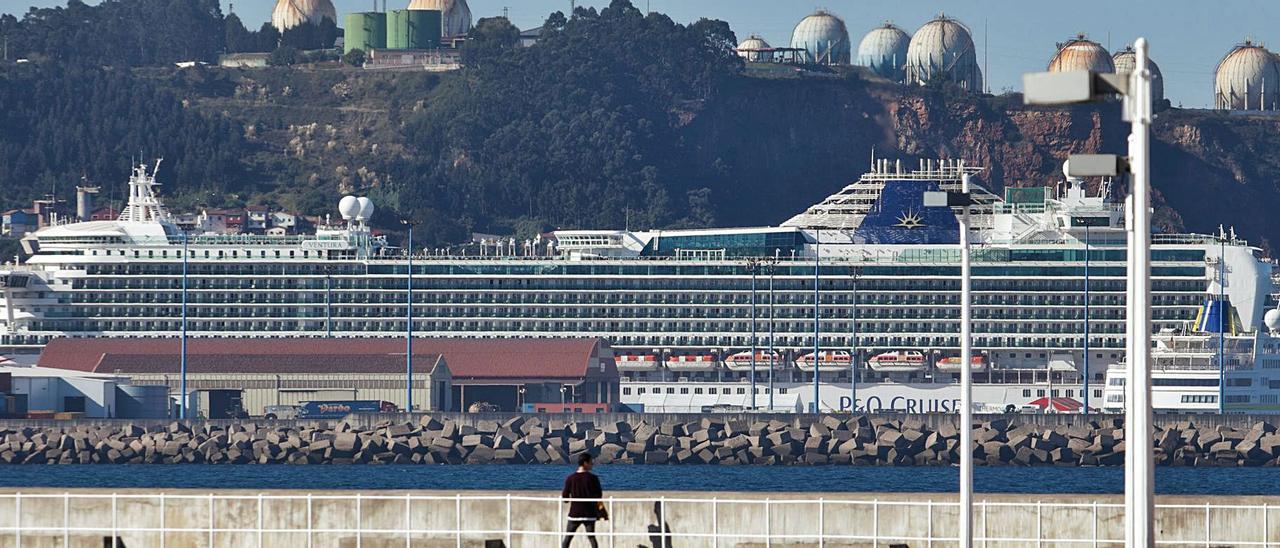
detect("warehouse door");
top-left (207, 390), bottom-right (246, 419)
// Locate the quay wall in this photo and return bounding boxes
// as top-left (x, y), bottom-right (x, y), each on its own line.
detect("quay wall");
top-left (1, 488), bottom-right (1277, 547)
top-left (2, 413), bottom-right (1280, 467)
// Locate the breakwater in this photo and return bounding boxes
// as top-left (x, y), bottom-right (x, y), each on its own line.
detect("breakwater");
top-left (3, 414), bottom-right (1280, 466)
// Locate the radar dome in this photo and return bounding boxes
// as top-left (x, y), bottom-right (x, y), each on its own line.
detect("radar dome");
top-left (338, 196), bottom-right (360, 220)
top-left (408, 0), bottom-right (472, 37)
top-left (905, 14), bottom-right (982, 91)
top-left (1113, 45), bottom-right (1165, 107)
top-left (790, 10), bottom-right (851, 65)
top-left (856, 22), bottom-right (910, 81)
top-left (737, 35), bottom-right (772, 62)
top-left (1048, 35), bottom-right (1113, 73)
top-left (355, 197), bottom-right (375, 221)
top-left (1266, 308), bottom-right (1280, 331)
top-left (1215, 41), bottom-right (1280, 110)
top-left (271, 0), bottom-right (337, 32)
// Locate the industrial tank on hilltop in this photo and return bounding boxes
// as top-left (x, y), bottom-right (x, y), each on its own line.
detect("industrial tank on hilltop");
top-left (1113, 45), bottom-right (1165, 107)
top-left (344, 12), bottom-right (388, 54)
top-left (737, 35), bottom-right (772, 62)
top-left (1047, 35), bottom-right (1114, 73)
top-left (389, 9), bottom-right (443, 50)
top-left (1215, 41), bottom-right (1280, 110)
top-left (905, 14), bottom-right (982, 91)
top-left (856, 22), bottom-right (910, 81)
top-left (271, 0), bottom-right (337, 32)
top-left (408, 0), bottom-right (472, 37)
top-left (790, 10), bottom-right (851, 65)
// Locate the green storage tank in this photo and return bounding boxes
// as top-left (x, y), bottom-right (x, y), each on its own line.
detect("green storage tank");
top-left (387, 9), bottom-right (442, 50)
top-left (344, 12), bottom-right (387, 54)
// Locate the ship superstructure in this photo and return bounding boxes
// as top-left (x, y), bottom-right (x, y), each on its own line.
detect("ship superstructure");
top-left (2, 158), bottom-right (1275, 412)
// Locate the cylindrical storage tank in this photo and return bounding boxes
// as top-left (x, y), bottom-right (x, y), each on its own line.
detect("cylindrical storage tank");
top-left (1113, 46), bottom-right (1165, 107)
top-left (790, 10), bottom-right (850, 65)
top-left (856, 22), bottom-right (910, 81)
top-left (905, 15), bottom-right (981, 91)
top-left (1214, 41), bottom-right (1280, 111)
top-left (344, 12), bottom-right (387, 53)
top-left (388, 9), bottom-right (442, 50)
top-left (1048, 35), bottom-right (1113, 73)
top-left (116, 385), bottom-right (171, 419)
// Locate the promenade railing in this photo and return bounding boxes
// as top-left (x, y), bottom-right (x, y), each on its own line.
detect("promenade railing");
top-left (0, 491), bottom-right (1274, 546)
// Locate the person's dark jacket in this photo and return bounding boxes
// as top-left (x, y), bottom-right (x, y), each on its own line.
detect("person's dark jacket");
top-left (561, 471), bottom-right (603, 519)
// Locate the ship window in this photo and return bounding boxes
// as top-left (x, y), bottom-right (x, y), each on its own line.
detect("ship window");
top-left (636, 388), bottom-right (645, 395)
top-left (1093, 390), bottom-right (1102, 398)
top-left (1036, 390), bottom-right (1045, 397)
top-left (666, 388), bottom-right (674, 394)
top-left (679, 388), bottom-right (689, 395)
top-left (1022, 389), bottom-right (1031, 397)
top-left (622, 387), bottom-right (631, 395)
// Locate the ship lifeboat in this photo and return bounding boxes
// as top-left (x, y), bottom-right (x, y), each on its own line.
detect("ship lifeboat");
top-left (867, 351), bottom-right (927, 373)
top-left (795, 350), bottom-right (852, 372)
top-left (664, 353), bottom-right (720, 372)
top-left (935, 355), bottom-right (988, 373)
top-left (723, 350), bottom-right (783, 372)
top-left (614, 353), bottom-right (661, 372)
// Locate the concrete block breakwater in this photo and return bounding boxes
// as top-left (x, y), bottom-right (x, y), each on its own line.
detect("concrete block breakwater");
top-left (5, 415), bottom-right (1280, 466)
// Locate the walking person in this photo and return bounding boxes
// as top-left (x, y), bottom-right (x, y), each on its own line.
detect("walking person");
top-left (561, 453), bottom-right (605, 548)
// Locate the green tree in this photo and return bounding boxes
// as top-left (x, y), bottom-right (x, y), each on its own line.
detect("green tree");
top-left (461, 17), bottom-right (520, 68)
top-left (341, 48), bottom-right (366, 67)
top-left (268, 45), bottom-right (299, 67)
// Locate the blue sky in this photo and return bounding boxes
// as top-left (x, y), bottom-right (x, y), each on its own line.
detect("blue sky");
top-left (8, 0), bottom-right (1280, 108)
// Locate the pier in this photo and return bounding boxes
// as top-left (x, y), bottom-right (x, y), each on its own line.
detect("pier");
top-left (0, 489), bottom-right (1276, 546)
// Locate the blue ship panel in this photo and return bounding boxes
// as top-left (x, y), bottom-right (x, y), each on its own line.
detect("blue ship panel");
top-left (853, 180), bottom-right (960, 245)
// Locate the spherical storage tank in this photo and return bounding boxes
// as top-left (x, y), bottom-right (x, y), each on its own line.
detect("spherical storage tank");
top-left (905, 15), bottom-right (982, 91)
top-left (344, 12), bottom-right (388, 54)
top-left (1215, 41), bottom-right (1280, 110)
top-left (1048, 35), bottom-right (1113, 73)
top-left (1113, 45), bottom-right (1164, 107)
top-left (408, 0), bottom-right (472, 38)
top-left (271, 0), bottom-right (337, 32)
top-left (737, 35), bottom-right (772, 62)
top-left (791, 10), bottom-right (851, 65)
top-left (856, 22), bottom-right (910, 81)
top-left (389, 9), bottom-right (443, 50)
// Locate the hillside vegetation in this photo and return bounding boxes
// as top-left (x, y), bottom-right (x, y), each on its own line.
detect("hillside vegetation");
top-left (1, 0), bottom-right (1279, 252)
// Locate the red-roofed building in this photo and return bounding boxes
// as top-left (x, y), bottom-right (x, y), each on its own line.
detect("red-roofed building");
top-left (38, 337), bottom-right (618, 415)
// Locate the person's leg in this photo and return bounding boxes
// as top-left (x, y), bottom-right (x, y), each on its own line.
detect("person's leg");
top-left (583, 521), bottom-right (598, 548)
top-left (561, 520), bottom-right (582, 548)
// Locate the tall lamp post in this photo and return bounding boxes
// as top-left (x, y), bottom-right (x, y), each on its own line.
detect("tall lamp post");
top-left (926, 177), bottom-right (976, 548)
top-left (401, 219), bottom-right (416, 413)
top-left (746, 258), bottom-right (760, 410)
top-left (1082, 222), bottom-right (1090, 415)
top-left (180, 230), bottom-right (189, 420)
top-left (768, 251), bottom-right (779, 411)
top-left (812, 230), bottom-right (821, 413)
top-left (1023, 37), bottom-right (1155, 545)
top-left (850, 265), bottom-right (859, 412)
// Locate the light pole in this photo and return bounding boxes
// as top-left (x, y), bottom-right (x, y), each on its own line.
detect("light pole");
top-left (1218, 232), bottom-right (1226, 413)
top-left (925, 177), bottom-right (976, 548)
top-left (1083, 222), bottom-right (1090, 415)
top-left (747, 258), bottom-right (759, 411)
top-left (325, 266), bottom-right (334, 338)
top-left (812, 229), bottom-right (821, 413)
top-left (768, 251), bottom-right (778, 411)
top-left (1023, 36), bottom-right (1155, 546)
top-left (401, 219), bottom-right (416, 413)
top-left (850, 265), bottom-right (858, 412)
top-left (180, 230), bottom-right (189, 420)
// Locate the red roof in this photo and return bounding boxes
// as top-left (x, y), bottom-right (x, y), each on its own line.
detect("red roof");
top-left (38, 338), bottom-right (614, 381)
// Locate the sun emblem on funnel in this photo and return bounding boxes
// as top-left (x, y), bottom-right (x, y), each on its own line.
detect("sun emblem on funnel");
top-left (894, 208), bottom-right (926, 229)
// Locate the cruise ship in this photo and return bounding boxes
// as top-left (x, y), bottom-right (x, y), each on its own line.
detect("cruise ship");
top-left (2, 158), bottom-right (1277, 413)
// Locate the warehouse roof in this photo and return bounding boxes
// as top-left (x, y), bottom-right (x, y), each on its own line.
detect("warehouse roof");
top-left (38, 338), bottom-right (614, 381)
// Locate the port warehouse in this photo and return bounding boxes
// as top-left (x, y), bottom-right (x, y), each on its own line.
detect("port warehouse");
top-left (16, 338), bottom-right (617, 419)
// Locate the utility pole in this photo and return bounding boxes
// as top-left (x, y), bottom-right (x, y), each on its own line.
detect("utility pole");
top-left (180, 230), bottom-right (189, 420)
top-left (402, 220), bottom-right (416, 413)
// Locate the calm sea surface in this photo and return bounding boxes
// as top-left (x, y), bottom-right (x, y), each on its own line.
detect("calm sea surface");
top-left (0, 465), bottom-right (1274, 495)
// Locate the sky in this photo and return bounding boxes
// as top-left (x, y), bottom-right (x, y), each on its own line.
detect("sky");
top-left (8, 0), bottom-right (1280, 108)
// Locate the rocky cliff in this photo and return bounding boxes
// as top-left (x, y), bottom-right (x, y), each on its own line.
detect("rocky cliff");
top-left (688, 74), bottom-right (1280, 251)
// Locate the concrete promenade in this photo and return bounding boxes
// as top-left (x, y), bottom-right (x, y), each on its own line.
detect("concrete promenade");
top-left (1, 488), bottom-right (1277, 547)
